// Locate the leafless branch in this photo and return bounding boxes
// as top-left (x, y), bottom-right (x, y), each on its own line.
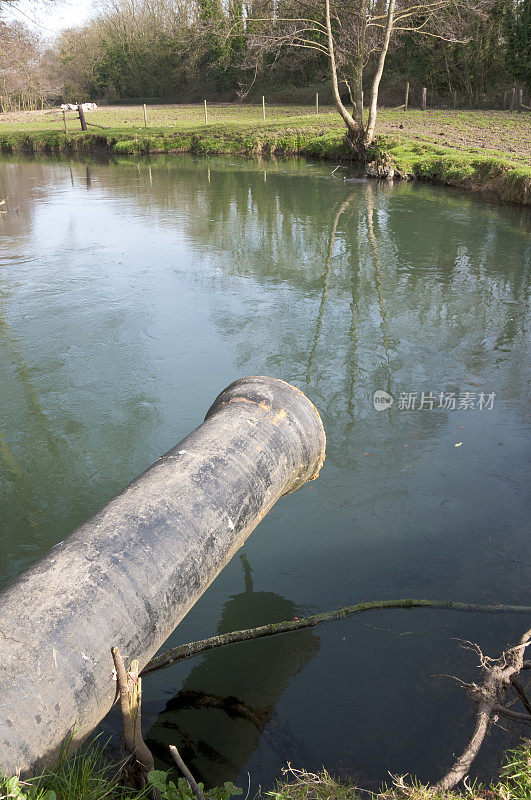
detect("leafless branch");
top-left (169, 744), bottom-right (206, 800)
top-left (434, 626), bottom-right (531, 791)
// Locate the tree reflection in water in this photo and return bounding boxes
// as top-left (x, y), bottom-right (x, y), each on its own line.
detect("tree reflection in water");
top-left (146, 555), bottom-right (319, 786)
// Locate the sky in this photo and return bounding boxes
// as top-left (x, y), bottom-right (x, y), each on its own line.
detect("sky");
top-left (3, 0), bottom-right (95, 37)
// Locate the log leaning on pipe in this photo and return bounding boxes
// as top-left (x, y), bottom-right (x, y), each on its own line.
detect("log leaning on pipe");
top-left (0, 376), bottom-right (325, 776)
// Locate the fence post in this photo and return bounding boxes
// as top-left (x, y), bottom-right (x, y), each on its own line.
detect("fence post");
top-left (204, 99), bottom-right (208, 124)
top-left (262, 95), bottom-right (266, 121)
top-left (62, 109), bottom-right (67, 133)
top-left (421, 87), bottom-right (427, 111)
top-left (143, 103), bottom-right (148, 128)
top-left (517, 88), bottom-right (522, 113)
top-left (316, 92), bottom-right (319, 115)
top-left (77, 103), bottom-right (87, 131)
top-left (510, 87), bottom-right (515, 112)
top-left (404, 81), bottom-right (409, 110)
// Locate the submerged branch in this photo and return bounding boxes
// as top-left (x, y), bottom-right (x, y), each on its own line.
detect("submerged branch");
top-left (141, 599), bottom-right (531, 677)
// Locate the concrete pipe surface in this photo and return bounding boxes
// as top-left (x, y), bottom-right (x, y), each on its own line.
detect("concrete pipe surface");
top-left (0, 376), bottom-right (325, 776)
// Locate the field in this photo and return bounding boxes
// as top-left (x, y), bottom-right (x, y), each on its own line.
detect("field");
top-left (0, 103), bottom-right (529, 203)
top-left (1, 103), bottom-right (529, 164)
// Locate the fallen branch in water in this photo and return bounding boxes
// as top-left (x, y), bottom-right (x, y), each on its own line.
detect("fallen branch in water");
top-left (141, 598), bottom-right (531, 677)
top-left (140, 599), bottom-right (531, 790)
top-left (434, 624), bottom-right (531, 791)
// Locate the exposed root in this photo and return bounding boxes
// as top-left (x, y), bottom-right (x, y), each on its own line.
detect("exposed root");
top-left (434, 626), bottom-right (531, 792)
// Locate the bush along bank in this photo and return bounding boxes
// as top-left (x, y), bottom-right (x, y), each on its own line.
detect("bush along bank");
top-left (0, 126), bottom-right (528, 206)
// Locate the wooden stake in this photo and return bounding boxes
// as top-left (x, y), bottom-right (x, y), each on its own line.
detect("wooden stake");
top-left (143, 103), bottom-right (147, 128)
top-left (510, 87), bottom-right (515, 112)
top-left (404, 81), bottom-right (409, 110)
top-left (517, 88), bottom-right (523, 113)
top-left (77, 103), bottom-right (87, 131)
top-left (169, 745), bottom-right (206, 800)
top-left (204, 99), bottom-right (208, 124)
top-left (421, 86), bottom-right (427, 111)
top-left (111, 648), bottom-right (154, 773)
top-left (262, 95), bottom-right (265, 120)
top-left (62, 109), bottom-right (67, 133)
top-left (316, 92), bottom-right (319, 115)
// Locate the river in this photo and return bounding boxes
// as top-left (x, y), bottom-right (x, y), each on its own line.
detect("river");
top-left (0, 155), bottom-right (529, 789)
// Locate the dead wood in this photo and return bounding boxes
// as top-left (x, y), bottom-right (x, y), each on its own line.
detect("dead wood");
top-left (434, 625), bottom-right (531, 791)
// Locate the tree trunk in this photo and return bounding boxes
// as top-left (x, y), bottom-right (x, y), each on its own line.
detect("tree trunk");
top-left (364, 0), bottom-right (396, 145)
top-left (354, 59), bottom-right (364, 131)
top-left (325, 0), bottom-right (364, 153)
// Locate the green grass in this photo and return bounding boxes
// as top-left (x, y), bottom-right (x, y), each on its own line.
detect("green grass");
top-left (0, 737), bottom-right (242, 800)
top-left (1, 739), bottom-right (530, 800)
top-left (267, 740), bottom-right (531, 800)
top-left (367, 137), bottom-right (531, 205)
top-left (496, 741), bottom-right (531, 800)
top-left (0, 738), bottom-right (147, 800)
top-left (0, 104), bottom-right (529, 204)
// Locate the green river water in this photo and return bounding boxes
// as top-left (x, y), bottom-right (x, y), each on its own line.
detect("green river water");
top-left (0, 156), bottom-right (529, 789)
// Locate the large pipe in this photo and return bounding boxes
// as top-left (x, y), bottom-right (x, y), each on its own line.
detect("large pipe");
top-left (0, 377), bottom-right (325, 776)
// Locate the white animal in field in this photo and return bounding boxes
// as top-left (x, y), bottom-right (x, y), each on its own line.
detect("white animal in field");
top-left (60, 102), bottom-right (98, 111)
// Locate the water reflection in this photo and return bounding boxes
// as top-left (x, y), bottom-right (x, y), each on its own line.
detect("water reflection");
top-left (0, 162), bottom-right (165, 583)
top-left (146, 556), bottom-right (319, 786)
top-left (306, 194), bottom-right (356, 384)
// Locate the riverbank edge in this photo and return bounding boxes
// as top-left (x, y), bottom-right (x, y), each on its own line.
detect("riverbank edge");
top-left (1, 739), bottom-right (530, 800)
top-left (0, 125), bottom-right (529, 206)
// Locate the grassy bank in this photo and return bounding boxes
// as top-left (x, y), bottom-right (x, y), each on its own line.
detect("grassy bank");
top-left (0, 105), bottom-right (529, 204)
top-left (270, 744), bottom-right (531, 800)
top-left (1, 740), bottom-right (530, 800)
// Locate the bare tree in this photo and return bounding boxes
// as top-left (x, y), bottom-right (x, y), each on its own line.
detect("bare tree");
top-left (0, 18), bottom-right (57, 110)
top-left (245, 0), bottom-right (494, 154)
top-left (0, 0), bottom-right (61, 11)
top-left (0, 0), bottom-right (64, 30)
top-left (0, 1), bottom-right (60, 6)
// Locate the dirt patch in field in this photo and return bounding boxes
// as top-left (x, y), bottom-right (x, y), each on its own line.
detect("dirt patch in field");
top-left (377, 108), bottom-right (530, 163)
